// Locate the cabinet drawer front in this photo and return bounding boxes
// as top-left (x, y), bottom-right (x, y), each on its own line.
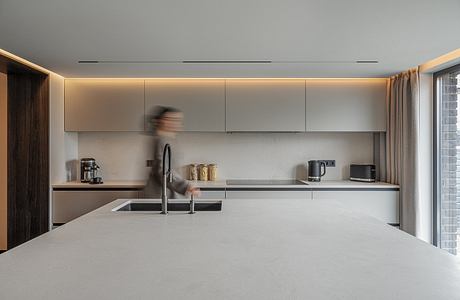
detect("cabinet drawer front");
top-left (312, 191), bottom-right (399, 224)
top-left (174, 190), bottom-right (225, 200)
top-left (145, 80), bottom-right (225, 132)
top-left (226, 80), bottom-right (306, 132)
top-left (53, 190), bottom-right (139, 223)
top-left (197, 191), bottom-right (226, 199)
top-left (226, 190), bottom-right (309, 199)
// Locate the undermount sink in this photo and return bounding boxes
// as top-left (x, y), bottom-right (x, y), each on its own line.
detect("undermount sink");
top-left (113, 201), bottom-right (222, 212)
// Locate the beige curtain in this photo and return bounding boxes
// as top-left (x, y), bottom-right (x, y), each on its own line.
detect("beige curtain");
top-left (386, 68), bottom-right (420, 236)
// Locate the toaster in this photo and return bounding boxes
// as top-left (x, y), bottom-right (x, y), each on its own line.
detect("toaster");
top-left (349, 164), bottom-right (376, 182)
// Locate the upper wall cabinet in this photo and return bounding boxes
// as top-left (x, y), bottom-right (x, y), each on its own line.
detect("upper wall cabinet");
top-left (226, 80), bottom-right (306, 132)
top-left (65, 79), bottom-right (145, 131)
top-left (145, 80), bottom-right (225, 132)
top-left (305, 81), bottom-right (387, 132)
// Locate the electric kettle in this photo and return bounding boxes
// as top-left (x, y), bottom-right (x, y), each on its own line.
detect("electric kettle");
top-left (307, 160), bottom-right (326, 182)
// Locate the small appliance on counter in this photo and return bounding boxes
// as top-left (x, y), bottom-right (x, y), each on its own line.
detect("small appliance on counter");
top-left (349, 164), bottom-right (376, 182)
top-left (307, 160), bottom-right (326, 182)
top-left (80, 158), bottom-right (103, 184)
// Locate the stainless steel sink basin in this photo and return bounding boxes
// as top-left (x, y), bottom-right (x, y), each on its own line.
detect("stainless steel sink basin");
top-left (113, 200), bottom-right (222, 212)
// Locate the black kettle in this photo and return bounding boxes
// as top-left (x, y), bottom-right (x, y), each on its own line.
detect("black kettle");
top-left (308, 160), bottom-right (326, 182)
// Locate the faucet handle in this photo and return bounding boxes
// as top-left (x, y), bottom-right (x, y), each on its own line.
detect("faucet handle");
top-left (189, 194), bottom-right (195, 214)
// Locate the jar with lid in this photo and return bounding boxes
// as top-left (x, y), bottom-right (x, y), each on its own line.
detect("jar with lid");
top-left (208, 164), bottom-right (217, 181)
top-left (189, 164), bottom-right (198, 181)
top-left (199, 164), bottom-right (208, 181)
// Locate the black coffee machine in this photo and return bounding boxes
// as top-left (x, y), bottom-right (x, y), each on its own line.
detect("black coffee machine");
top-left (307, 160), bottom-right (326, 182)
top-left (80, 158), bottom-right (103, 184)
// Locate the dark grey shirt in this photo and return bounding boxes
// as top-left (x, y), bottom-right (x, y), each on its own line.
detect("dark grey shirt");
top-left (143, 134), bottom-right (188, 199)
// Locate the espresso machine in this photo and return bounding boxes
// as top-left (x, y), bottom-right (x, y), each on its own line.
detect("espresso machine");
top-left (80, 158), bottom-right (103, 184)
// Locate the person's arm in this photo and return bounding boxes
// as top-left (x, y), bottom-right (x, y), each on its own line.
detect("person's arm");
top-left (167, 171), bottom-right (189, 196)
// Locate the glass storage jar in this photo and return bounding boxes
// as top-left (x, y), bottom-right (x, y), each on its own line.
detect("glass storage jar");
top-left (208, 164), bottom-right (217, 181)
top-left (189, 164), bottom-right (198, 181)
top-left (199, 164), bottom-right (208, 181)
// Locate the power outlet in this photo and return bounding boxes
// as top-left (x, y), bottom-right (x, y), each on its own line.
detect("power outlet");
top-left (323, 160), bottom-right (336, 167)
top-left (146, 160), bottom-right (153, 167)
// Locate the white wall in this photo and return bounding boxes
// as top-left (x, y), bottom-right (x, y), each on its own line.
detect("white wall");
top-left (78, 132), bottom-right (374, 181)
top-left (418, 73), bottom-right (433, 243)
top-left (49, 73), bottom-right (79, 228)
top-left (49, 73), bottom-right (79, 229)
top-left (49, 73), bottom-right (78, 183)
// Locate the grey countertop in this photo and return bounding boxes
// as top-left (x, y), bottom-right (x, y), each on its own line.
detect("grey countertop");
top-left (51, 180), bottom-right (146, 189)
top-left (0, 198), bottom-right (457, 299)
top-left (52, 179), bottom-right (399, 190)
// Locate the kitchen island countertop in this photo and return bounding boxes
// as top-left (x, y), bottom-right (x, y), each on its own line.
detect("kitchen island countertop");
top-left (0, 198), bottom-right (457, 299)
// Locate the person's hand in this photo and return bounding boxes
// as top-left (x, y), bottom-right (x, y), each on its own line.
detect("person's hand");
top-left (187, 185), bottom-right (201, 197)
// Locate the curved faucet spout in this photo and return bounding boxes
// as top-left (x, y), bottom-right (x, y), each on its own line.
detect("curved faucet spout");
top-left (161, 143), bottom-right (172, 214)
top-left (162, 143), bottom-right (171, 177)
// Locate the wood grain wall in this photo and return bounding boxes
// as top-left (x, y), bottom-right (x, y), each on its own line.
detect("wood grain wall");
top-left (0, 72), bottom-right (7, 251)
top-left (7, 72), bottom-right (49, 249)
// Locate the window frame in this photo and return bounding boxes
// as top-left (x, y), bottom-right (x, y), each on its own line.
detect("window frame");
top-left (433, 63), bottom-right (460, 247)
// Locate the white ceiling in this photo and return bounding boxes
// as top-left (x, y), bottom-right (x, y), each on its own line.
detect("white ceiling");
top-left (0, 0), bottom-right (459, 78)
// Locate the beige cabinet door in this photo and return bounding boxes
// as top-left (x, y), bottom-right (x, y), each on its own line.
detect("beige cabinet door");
top-left (65, 79), bottom-right (145, 131)
top-left (53, 190), bottom-right (139, 224)
top-left (312, 190), bottom-right (399, 224)
top-left (174, 190), bottom-right (226, 200)
top-left (225, 190), bottom-right (310, 199)
top-left (226, 80), bottom-right (306, 132)
top-left (145, 80), bottom-right (225, 132)
top-left (306, 81), bottom-right (387, 132)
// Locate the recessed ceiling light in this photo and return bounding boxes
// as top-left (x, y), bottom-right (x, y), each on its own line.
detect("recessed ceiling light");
top-left (77, 60), bottom-right (379, 64)
top-left (355, 60), bottom-right (379, 64)
top-left (182, 60), bottom-right (272, 64)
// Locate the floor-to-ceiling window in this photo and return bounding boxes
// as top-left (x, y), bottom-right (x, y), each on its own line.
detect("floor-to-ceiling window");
top-left (434, 63), bottom-right (460, 255)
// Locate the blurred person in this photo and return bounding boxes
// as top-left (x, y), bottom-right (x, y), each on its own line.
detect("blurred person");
top-left (143, 106), bottom-right (200, 199)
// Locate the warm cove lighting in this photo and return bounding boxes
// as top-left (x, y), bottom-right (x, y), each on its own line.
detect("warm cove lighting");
top-left (0, 48), bottom-right (62, 77)
top-left (420, 48), bottom-right (460, 73)
top-left (3, 47), bottom-right (460, 79)
top-left (0, 48), bottom-right (386, 82)
top-left (67, 78), bottom-right (388, 83)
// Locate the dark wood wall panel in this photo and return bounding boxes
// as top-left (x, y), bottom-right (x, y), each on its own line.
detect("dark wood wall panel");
top-left (0, 72), bottom-right (7, 251)
top-left (7, 73), bottom-right (49, 249)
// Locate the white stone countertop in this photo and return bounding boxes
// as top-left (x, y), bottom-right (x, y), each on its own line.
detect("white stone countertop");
top-left (0, 198), bottom-right (457, 299)
top-left (53, 180), bottom-right (399, 190)
top-left (52, 180), bottom-right (146, 189)
top-left (298, 180), bottom-right (399, 189)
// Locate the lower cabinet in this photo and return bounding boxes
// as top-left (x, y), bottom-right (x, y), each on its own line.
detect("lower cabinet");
top-left (52, 188), bottom-right (399, 225)
top-left (226, 190), bottom-right (311, 199)
top-left (312, 190), bottom-right (399, 224)
top-left (196, 190), bottom-right (226, 199)
top-left (52, 190), bottom-right (139, 224)
top-left (174, 190), bottom-right (226, 200)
